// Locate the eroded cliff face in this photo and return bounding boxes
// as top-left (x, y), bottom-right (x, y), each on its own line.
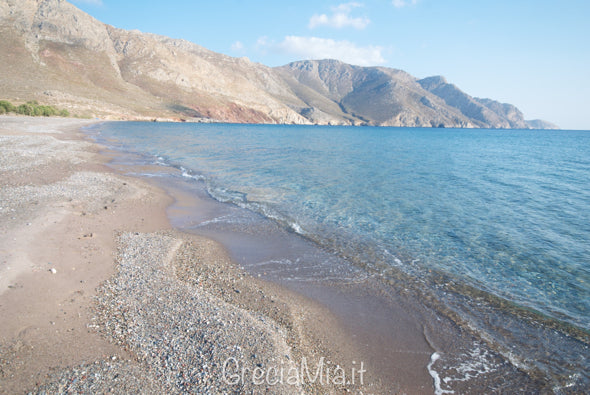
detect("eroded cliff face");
top-left (0, 0), bottom-right (555, 128)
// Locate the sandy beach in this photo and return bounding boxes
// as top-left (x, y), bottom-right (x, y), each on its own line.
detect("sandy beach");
top-left (0, 116), bottom-right (403, 394)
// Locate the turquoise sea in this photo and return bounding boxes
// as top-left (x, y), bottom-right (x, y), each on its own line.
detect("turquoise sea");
top-left (87, 122), bottom-right (589, 392)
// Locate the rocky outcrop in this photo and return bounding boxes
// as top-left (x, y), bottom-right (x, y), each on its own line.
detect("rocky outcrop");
top-left (0, 0), bottom-right (558, 128)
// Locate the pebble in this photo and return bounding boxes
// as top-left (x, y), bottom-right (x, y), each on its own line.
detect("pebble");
top-left (36, 232), bottom-right (300, 394)
top-left (1, 129), bottom-right (341, 394)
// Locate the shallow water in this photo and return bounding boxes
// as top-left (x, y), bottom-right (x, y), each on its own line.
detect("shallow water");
top-left (87, 122), bottom-right (590, 392)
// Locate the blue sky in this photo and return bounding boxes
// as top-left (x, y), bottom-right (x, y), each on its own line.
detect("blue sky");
top-left (71, 0), bottom-right (590, 129)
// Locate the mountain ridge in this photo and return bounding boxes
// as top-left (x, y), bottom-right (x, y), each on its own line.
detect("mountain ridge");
top-left (0, 0), bottom-right (558, 128)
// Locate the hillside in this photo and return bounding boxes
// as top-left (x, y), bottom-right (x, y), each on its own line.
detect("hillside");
top-left (0, 0), bottom-right (557, 128)
top-left (276, 60), bottom-right (481, 127)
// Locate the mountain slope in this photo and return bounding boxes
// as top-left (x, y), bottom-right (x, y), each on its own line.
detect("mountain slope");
top-left (275, 60), bottom-right (481, 127)
top-left (0, 0), bottom-right (156, 117)
top-left (0, 0), bottom-right (308, 122)
top-left (417, 76), bottom-right (533, 129)
top-left (0, 0), bottom-right (557, 128)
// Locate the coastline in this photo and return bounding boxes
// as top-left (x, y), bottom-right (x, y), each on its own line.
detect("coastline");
top-left (0, 116), bottom-right (405, 393)
top-left (5, 117), bottom-right (581, 393)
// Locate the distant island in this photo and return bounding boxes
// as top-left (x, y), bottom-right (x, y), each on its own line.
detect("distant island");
top-left (0, 0), bottom-right (558, 129)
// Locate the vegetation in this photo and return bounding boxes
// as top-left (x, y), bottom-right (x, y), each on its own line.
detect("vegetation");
top-left (0, 100), bottom-right (69, 117)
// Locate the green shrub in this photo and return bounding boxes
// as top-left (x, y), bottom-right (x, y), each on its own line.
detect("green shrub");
top-left (41, 106), bottom-right (56, 116)
top-left (0, 100), bottom-right (69, 118)
top-left (17, 104), bottom-right (33, 116)
top-left (0, 100), bottom-right (15, 113)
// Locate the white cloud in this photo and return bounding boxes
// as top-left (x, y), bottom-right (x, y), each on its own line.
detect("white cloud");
top-left (392, 0), bottom-right (418, 8)
top-left (309, 2), bottom-right (370, 30)
top-left (266, 36), bottom-right (385, 67)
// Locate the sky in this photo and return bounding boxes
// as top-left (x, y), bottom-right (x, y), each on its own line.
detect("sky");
top-left (70, 0), bottom-right (590, 130)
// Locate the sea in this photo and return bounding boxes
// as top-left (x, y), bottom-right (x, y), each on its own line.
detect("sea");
top-left (86, 122), bottom-right (589, 393)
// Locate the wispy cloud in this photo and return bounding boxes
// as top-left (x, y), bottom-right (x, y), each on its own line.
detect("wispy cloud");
top-left (231, 41), bottom-right (244, 52)
top-left (71, 0), bottom-right (103, 5)
top-left (261, 36), bottom-right (385, 67)
top-left (309, 2), bottom-right (370, 30)
top-left (392, 0), bottom-right (418, 8)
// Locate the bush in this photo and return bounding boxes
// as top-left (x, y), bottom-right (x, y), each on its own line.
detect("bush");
top-left (0, 100), bottom-right (15, 113)
top-left (17, 104), bottom-right (33, 116)
top-left (40, 106), bottom-right (56, 116)
top-left (0, 100), bottom-right (70, 118)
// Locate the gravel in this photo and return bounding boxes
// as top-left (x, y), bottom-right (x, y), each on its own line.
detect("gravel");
top-left (0, 134), bottom-right (93, 173)
top-left (37, 232), bottom-right (303, 394)
top-left (0, 118), bottom-right (345, 394)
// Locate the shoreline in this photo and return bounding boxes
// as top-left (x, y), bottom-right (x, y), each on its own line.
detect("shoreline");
top-left (96, 126), bottom-right (442, 392)
top-left (85, 120), bottom-right (587, 393)
top-left (4, 117), bottom-right (582, 393)
top-left (0, 116), bottom-right (406, 393)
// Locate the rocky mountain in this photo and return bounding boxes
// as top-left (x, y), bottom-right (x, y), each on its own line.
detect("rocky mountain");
top-left (0, 0), bottom-right (307, 123)
top-left (0, 0), bottom-right (557, 128)
top-left (417, 76), bottom-right (531, 129)
top-left (275, 60), bottom-right (482, 127)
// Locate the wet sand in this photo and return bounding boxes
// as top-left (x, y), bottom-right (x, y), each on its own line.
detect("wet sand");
top-left (0, 116), bottom-right (436, 393)
top-left (152, 174), bottom-right (439, 393)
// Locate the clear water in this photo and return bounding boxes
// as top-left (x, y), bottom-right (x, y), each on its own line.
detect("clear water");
top-left (90, 122), bottom-right (590, 330)
top-left (87, 122), bottom-right (590, 390)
